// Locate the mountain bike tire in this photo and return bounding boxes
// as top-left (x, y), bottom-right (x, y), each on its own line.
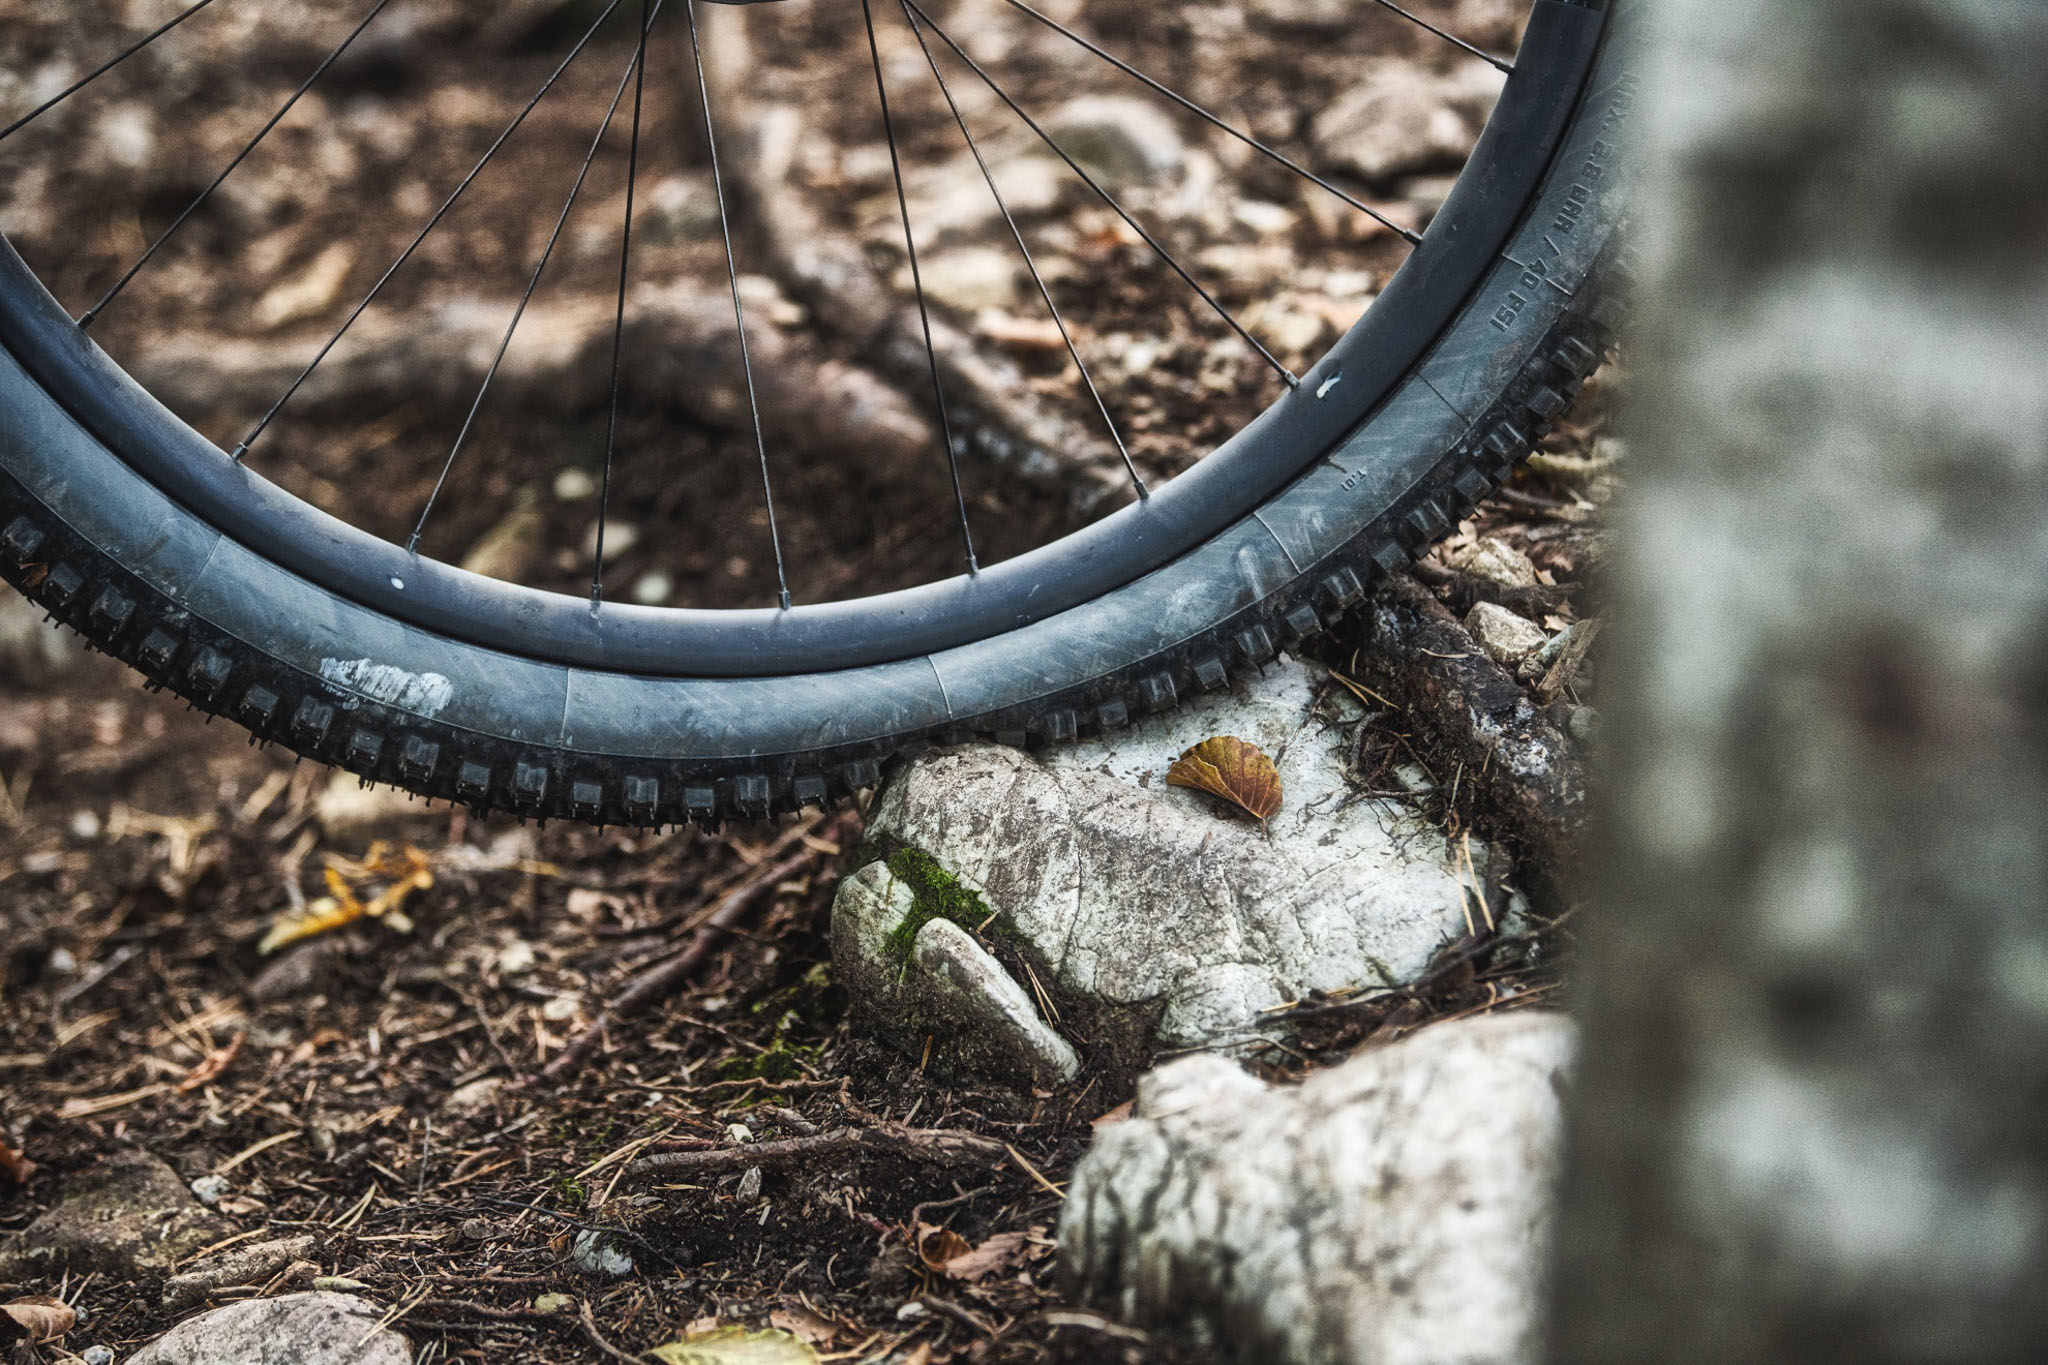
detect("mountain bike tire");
top-left (0, 0), bottom-right (1634, 826)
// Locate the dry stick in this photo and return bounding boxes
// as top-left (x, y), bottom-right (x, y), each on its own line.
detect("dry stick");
top-left (539, 812), bottom-right (859, 1082)
top-left (629, 1121), bottom-right (1009, 1180)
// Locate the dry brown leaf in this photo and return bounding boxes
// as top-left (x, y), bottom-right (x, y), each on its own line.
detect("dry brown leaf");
top-left (766, 1306), bottom-right (841, 1346)
top-left (938, 1229), bottom-right (1029, 1282)
top-left (1, 1295), bottom-right (76, 1344)
top-left (0, 1136), bottom-right (34, 1185)
top-left (915, 1223), bottom-right (972, 1272)
top-left (1165, 736), bottom-right (1283, 822)
top-left (259, 842), bottom-right (433, 954)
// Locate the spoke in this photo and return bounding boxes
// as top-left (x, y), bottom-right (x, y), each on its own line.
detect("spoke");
top-left (409, 3), bottom-right (663, 557)
top-left (230, 0), bottom-right (628, 463)
top-left (906, 0), bottom-right (1298, 390)
top-left (592, 0), bottom-right (655, 608)
top-left (1368, 0), bottom-right (1514, 74)
top-left (902, 0), bottom-right (1145, 498)
top-left (864, 0), bottom-right (979, 573)
top-left (0, 0), bottom-right (220, 143)
top-left (685, 0), bottom-right (793, 609)
top-left (994, 0), bottom-right (1421, 247)
top-left (81, 0), bottom-right (400, 330)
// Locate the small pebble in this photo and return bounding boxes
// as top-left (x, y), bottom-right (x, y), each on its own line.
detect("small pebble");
top-left (735, 1166), bottom-right (763, 1206)
top-left (190, 1174), bottom-right (231, 1207)
top-left (1568, 706), bottom-right (1601, 743)
top-left (896, 1301), bottom-right (929, 1321)
top-left (83, 1347), bottom-right (115, 1365)
top-left (70, 809), bottom-right (102, 840)
top-left (553, 467), bottom-right (596, 501)
top-left (570, 1228), bottom-right (634, 1278)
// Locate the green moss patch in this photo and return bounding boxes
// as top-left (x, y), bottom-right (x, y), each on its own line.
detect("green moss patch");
top-left (882, 846), bottom-right (1002, 966)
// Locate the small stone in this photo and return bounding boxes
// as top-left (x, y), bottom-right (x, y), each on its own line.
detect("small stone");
top-left (1047, 95), bottom-right (1184, 184)
top-left (629, 572), bottom-right (673, 606)
top-left (1464, 601), bottom-right (1550, 668)
top-left (312, 1277), bottom-right (372, 1293)
top-left (1446, 535), bottom-right (1539, 589)
top-left (1568, 706), bottom-right (1602, 743)
top-left (571, 1228), bottom-right (634, 1278)
top-left (553, 467), bottom-right (597, 502)
top-left (896, 246), bottom-right (1019, 314)
top-left (0, 1149), bottom-right (230, 1281)
top-left (69, 809), bottom-right (102, 841)
top-left (735, 1166), bottom-right (764, 1206)
top-left (1312, 60), bottom-right (1501, 185)
top-left (896, 1301), bottom-right (929, 1322)
top-left (127, 1292), bottom-right (411, 1365)
top-left (189, 1174), bottom-right (230, 1207)
top-left (82, 1346), bottom-right (115, 1365)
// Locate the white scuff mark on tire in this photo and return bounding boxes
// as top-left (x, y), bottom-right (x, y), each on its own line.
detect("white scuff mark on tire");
top-left (319, 658), bottom-right (454, 717)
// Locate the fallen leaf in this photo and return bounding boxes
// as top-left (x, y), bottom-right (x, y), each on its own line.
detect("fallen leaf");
top-left (767, 1306), bottom-right (840, 1346)
top-left (915, 1223), bottom-right (972, 1272)
top-left (1165, 736), bottom-right (1283, 822)
top-left (938, 1229), bottom-right (1029, 1282)
top-left (533, 1292), bottom-right (576, 1314)
top-left (1089, 1100), bottom-right (1134, 1130)
top-left (0, 1136), bottom-right (34, 1185)
top-left (650, 1326), bottom-right (819, 1364)
top-left (177, 1031), bottom-right (245, 1092)
top-left (1, 1295), bottom-right (76, 1344)
top-left (260, 842), bottom-right (433, 954)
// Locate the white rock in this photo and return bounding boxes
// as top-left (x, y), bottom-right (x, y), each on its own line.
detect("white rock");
top-left (1465, 601), bottom-right (1550, 668)
top-left (1047, 95), bottom-right (1185, 185)
top-left (1060, 1013), bottom-right (1574, 1365)
top-left (832, 658), bottom-right (1482, 1077)
top-left (127, 1292), bottom-right (411, 1365)
top-left (1312, 60), bottom-right (1503, 184)
top-left (833, 863), bottom-right (1081, 1085)
top-left (896, 246), bottom-right (1020, 314)
top-left (1447, 535), bottom-right (1539, 588)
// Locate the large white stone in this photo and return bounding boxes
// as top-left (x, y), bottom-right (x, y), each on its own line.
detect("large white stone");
top-left (127, 1292), bottom-right (411, 1365)
top-left (1060, 1012), bottom-right (1575, 1365)
top-left (831, 658), bottom-right (1482, 1078)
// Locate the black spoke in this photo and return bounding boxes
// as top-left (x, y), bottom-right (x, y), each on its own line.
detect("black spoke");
top-left (0, 0), bottom-right (220, 143)
top-left (685, 0), bottom-right (793, 609)
top-left (230, 0), bottom-right (628, 463)
top-left (906, 0), bottom-right (1298, 390)
top-left (80, 0), bottom-right (400, 330)
top-left (592, 0), bottom-right (655, 608)
top-left (902, 0), bottom-right (1145, 498)
top-left (994, 0), bottom-right (1422, 247)
top-left (864, 0), bottom-right (979, 573)
top-left (409, 3), bottom-right (663, 558)
top-left (1368, 0), bottom-right (1514, 74)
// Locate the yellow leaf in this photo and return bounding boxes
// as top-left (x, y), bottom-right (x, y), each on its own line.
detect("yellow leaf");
top-left (1165, 736), bottom-right (1283, 822)
top-left (259, 843), bottom-right (434, 954)
top-left (2, 1295), bottom-right (76, 1344)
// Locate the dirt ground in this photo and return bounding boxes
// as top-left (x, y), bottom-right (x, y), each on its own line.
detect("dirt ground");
top-left (0, 2), bottom-right (1605, 1360)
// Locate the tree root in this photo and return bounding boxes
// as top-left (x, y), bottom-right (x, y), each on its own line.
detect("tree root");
top-left (699, 6), bottom-right (1126, 512)
top-left (1355, 574), bottom-right (1587, 908)
top-left (628, 1120), bottom-right (1010, 1180)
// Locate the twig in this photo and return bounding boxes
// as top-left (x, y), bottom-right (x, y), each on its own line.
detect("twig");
top-left (628, 1121), bottom-right (1010, 1179)
top-left (579, 1298), bottom-right (646, 1365)
top-left (540, 812), bottom-right (857, 1082)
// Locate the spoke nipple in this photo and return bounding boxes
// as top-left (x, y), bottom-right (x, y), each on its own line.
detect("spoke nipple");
top-left (229, 442), bottom-right (249, 464)
top-left (1283, 370), bottom-right (1303, 391)
top-left (1135, 480), bottom-right (1152, 501)
top-left (779, 589), bottom-right (793, 611)
top-left (76, 309), bottom-right (98, 330)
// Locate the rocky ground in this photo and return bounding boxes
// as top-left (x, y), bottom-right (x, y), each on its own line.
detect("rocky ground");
top-left (1, 2), bottom-right (1617, 1361)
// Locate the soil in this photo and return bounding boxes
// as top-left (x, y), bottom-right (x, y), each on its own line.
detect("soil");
top-left (0, 2), bottom-right (1607, 1361)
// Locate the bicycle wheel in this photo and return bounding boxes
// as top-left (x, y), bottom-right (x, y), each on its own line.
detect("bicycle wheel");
top-left (0, 0), bottom-right (1632, 824)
